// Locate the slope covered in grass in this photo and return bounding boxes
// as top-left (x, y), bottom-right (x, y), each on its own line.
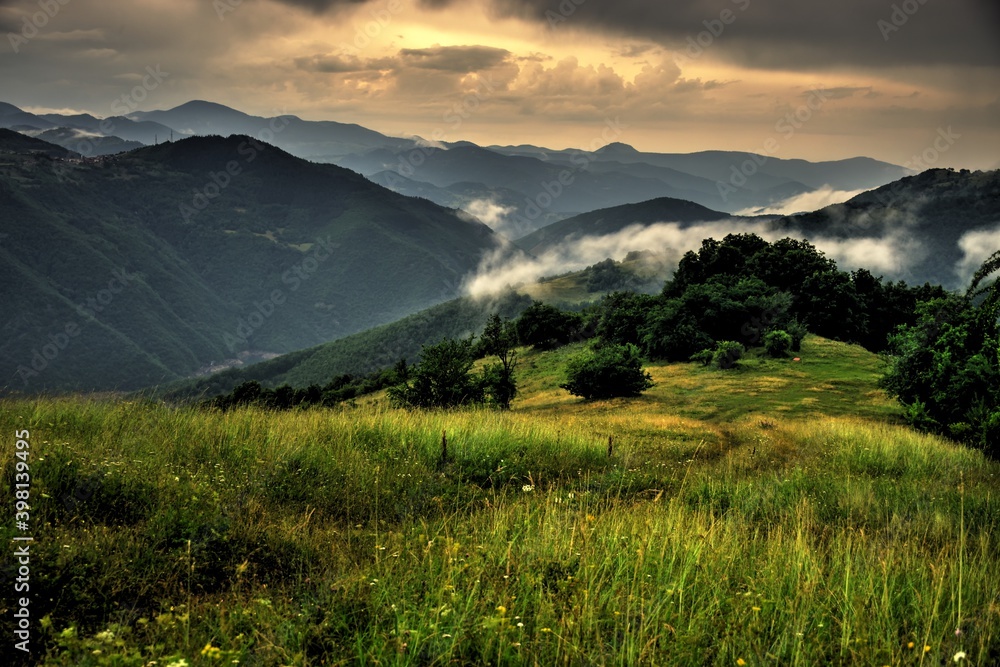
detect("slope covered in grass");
top-left (1, 337), bottom-right (998, 666)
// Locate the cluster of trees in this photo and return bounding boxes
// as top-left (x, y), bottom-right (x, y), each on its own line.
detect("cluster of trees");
top-left (204, 363), bottom-right (409, 411)
top-left (881, 251), bottom-right (1000, 454)
top-left (388, 315), bottom-right (519, 410)
top-left (584, 235), bottom-right (946, 364)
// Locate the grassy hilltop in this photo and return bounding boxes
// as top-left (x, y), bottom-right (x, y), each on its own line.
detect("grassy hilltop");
top-left (1, 336), bottom-right (998, 665)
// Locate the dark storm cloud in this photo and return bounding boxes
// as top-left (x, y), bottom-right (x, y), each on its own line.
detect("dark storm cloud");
top-left (271, 0), bottom-right (1000, 69)
top-left (296, 46), bottom-right (510, 75)
top-left (398, 45), bottom-right (511, 71)
top-left (493, 0), bottom-right (1000, 68)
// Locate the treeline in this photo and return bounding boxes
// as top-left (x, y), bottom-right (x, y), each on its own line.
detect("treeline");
top-left (203, 362), bottom-right (408, 411)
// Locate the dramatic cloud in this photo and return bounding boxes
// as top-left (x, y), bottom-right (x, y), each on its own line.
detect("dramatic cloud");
top-left (0, 0), bottom-right (997, 167)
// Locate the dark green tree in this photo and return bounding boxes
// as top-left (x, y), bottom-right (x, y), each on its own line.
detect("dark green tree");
top-left (881, 251), bottom-right (1000, 453)
top-left (388, 337), bottom-right (484, 409)
top-left (515, 301), bottom-right (581, 349)
top-left (479, 313), bottom-right (519, 410)
top-left (561, 343), bottom-right (654, 400)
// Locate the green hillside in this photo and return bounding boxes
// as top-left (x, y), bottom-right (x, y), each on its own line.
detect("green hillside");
top-left (157, 289), bottom-right (535, 400)
top-left (3, 336), bottom-right (998, 665)
top-left (0, 134), bottom-right (513, 393)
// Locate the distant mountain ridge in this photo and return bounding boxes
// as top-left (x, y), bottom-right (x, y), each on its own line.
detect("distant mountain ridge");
top-left (2, 100), bottom-right (912, 237)
top-left (0, 132), bottom-right (515, 393)
top-left (514, 197), bottom-right (760, 255)
top-left (774, 168), bottom-right (1000, 288)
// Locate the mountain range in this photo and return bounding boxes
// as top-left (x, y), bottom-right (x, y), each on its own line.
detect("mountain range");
top-left (3, 100), bottom-right (995, 395)
top-left (0, 131), bottom-right (512, 392)
top-left (1, 100), bottom-right (913, 229)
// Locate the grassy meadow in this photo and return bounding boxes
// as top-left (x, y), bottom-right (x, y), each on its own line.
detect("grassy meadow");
top-left (2, 336), bottom-right (999, 665)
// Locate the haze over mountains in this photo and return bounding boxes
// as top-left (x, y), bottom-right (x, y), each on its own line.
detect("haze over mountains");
top-left (2, 100), bottom-right (913, 230)
top-left (1, 100), bottom-right (997, 395)
top-left (0, 130), bottom-right (512, 392)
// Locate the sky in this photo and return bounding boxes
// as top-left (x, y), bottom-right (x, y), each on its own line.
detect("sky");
top-left (1, 0), bottom-right (998, 169)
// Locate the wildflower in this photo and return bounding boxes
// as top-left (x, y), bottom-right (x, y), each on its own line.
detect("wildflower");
top-left (540, 627), bottom-right (551, 633)
top-left (166, 660), bottom-right (189, 667)
top-left (751, 607), bottom-right (761, 612)
top-left (924, 645), bottom-right (931, 653)
top-left (953, 651), bottom-right (967, 662)
top-left (737, 659), bottom-right (746, 666)
top-left (95, 630), bottom-right (115, 643)
top-left (907, 642), bottom-right (915, 649)
top-left (522, 484), bottom-right (534, 492)
top-left (201, 643), bottom-right (223, 660)
top-left (496, 606), bottom-right (506, 614)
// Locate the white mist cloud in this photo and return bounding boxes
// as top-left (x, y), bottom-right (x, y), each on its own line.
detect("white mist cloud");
top-left (735, 186), bottom-right (868, 216)
top-left (956, 226), bottom-right (1000, 286)
top-left (413, 136), bottom-right (448, 150)
top-left (463, 217), bottom-right (930, 298)
top-left (463, 198), bottom-right (516, 233)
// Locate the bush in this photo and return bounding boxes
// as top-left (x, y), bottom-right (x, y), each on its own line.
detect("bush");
top-left (690, 349), bottom-right (714, 367)
top-left (388, 337), bottom-right (484, 409)
top-left (785, 319), bottom-right (808, 352)
top-left (712, 341), bottom-right (745, 370)
top-left (560, 343), bottom-right (654, 400)
top-left (763, 330), bottom-right (793, 358)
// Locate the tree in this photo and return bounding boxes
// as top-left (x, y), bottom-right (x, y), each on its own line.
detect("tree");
top-left (561, 343), bottom-right (654, 400)
top-left (388, 337), bottom-right (484, 409)
top-left (479, 313), bottom-right (518, 410)
top-left (881, 251), bottom-right (1000, 454)
top-left (515, 301), bottom-right (581, 349)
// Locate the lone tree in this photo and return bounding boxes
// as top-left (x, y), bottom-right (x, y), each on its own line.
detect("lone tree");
top-left (388, 337), bottom-right (483, 409)
top-left (561, 343), bottom-right (654, 400)
top-left (479, 313), bottom-right (519, 410)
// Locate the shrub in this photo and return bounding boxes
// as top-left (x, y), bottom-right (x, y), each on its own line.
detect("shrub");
top-left (561, 343), bottom-right (654, 400)
top-left (712, 341), bottom-right (745, 370)
top-left (763, 330), bottom-right (793, 358)
top-left (690, 349), bottom-right (715, 366)
top-left (785, 319), bottom-right (808, 352)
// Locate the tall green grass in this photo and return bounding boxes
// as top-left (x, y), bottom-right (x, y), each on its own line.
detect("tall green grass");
top-left (2, 395), bottom-right (998, 666)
